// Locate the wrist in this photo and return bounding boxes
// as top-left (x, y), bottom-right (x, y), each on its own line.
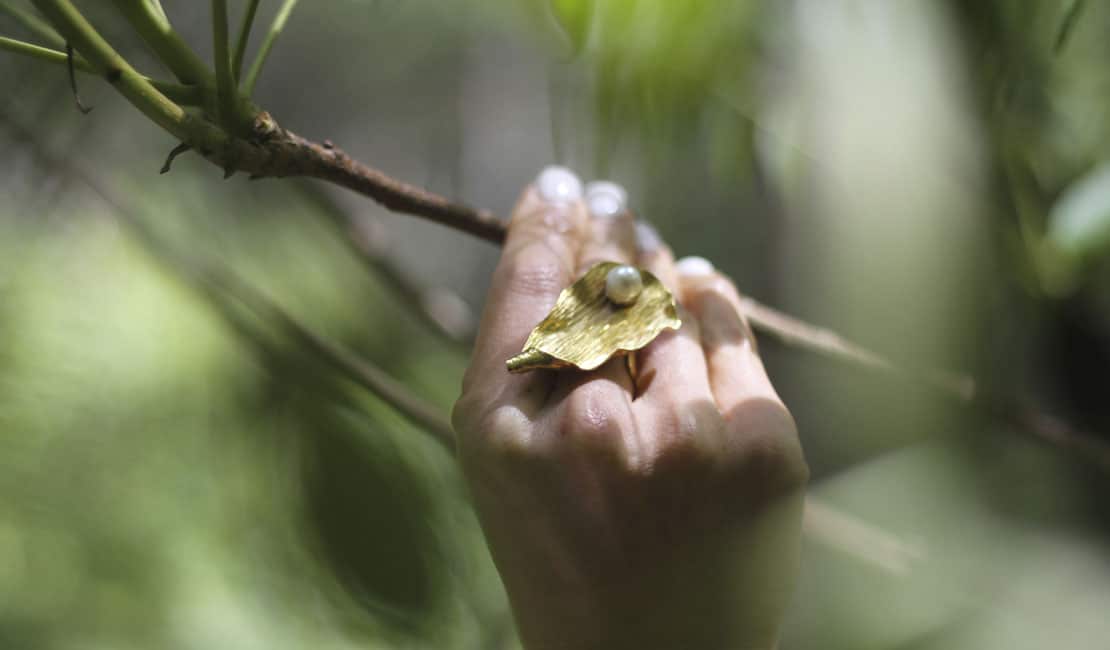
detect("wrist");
top-left (503, 533), bottom-right (784, 650)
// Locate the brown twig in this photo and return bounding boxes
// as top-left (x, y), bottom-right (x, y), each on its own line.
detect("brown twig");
top-left (737, 297), bottom-right (977, 401)
top-left (192, 113), bottom-right (507, 245)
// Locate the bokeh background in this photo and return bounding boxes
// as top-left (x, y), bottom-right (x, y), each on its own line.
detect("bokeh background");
top-left (2, 1), bottom-right (1110, 648)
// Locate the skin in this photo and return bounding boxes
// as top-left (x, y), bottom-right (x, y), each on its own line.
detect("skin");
top-left (452, 178), bottom-right (809, 650)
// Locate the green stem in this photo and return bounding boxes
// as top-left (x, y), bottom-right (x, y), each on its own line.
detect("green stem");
top-left (232, 0), bottom-right (261, 82)
top-left (1, 34), bottom-right (91, 69)
top-left (143, 0), bottom-right (167, 23)
top-left (30, 0), bottom-right (273, 181)
top-left (108, 0), bottom-right (212, 85)
top-left (145, 80), bottom-right (202, 107)
top-left (0, 34), bottom-right (201, 105)
top-left (210, 0), bottom-right (238, 128)
top-left (243, 0), bottom-right (299, 96)
top-left (31, 0), bottom-right (192, 133)
top-left (0, 1), bottom-right (64, 48)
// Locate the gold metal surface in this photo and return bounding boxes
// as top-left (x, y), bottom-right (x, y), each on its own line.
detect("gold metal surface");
top-left (506, 262), bottom-right (681, 373)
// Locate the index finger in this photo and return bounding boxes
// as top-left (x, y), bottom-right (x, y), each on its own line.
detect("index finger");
top-left (464, 166), bottom-right (589, 395)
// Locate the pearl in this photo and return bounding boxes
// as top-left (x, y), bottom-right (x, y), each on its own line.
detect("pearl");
top-left (536, 165), bottom-right (583, 203)
top-left (585, 181), bottom-right (627, 218)
top-left (605, 265), bottom-right (643, 306)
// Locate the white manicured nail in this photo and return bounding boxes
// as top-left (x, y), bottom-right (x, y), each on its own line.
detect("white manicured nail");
top-left (676, 256), bottom-right (715, 277)
top-left (536, 165), bottom-right (583, 203)
top-left (585, 180), bottom-right (627, 218)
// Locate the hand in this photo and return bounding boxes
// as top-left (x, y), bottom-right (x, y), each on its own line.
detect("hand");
top-left (452, 166), bottom-right (808, 650)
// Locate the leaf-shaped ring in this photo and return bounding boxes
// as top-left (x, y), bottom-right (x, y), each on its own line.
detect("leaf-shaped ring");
top-left (506, 261), bottom-right (682, 373)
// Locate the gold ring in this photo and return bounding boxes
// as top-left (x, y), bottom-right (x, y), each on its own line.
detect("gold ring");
top-left (506, 262), bottom-right (681, 373)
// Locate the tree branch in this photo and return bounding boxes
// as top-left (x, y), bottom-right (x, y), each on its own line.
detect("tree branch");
top-left (737, 296), bottom-right (976, 401)
top-left (8, 5), bottom-right (506, 241)
top-left (18, 0), bottom-right (1109, 474)
top-left (255, 292), bottom-right (456, 447)
top-left (296, 182), bottom-right (477, 343)
top-left (3, 113), bottom-right (932, 576)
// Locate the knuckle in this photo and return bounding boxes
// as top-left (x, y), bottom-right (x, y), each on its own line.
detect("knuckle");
top-left (558, 382), bottom-right (637, 467)
top-left (455, 401), bottom-right (540, 460)
top-left (637, 403), bottom-right (721, 477)
top-left (561, 384), bottom-right (622, 442)
top-left (731, 400), bottom-right (809, 495)
top-left (672, 410), bottom-right (720, 464)
top-left (484, 407), bottom-right (537, 456)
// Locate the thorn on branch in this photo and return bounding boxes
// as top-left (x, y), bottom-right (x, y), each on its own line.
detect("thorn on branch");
top-left (65, 44), bottom-right (92, 114)
top-left (160, 143), bottom-right (193, 174)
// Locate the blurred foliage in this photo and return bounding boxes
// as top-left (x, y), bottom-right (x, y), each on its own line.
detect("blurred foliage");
top-left (547, 0), bottom-right (762, 175)
top-left (1, 1), bottom-right (1109, 649)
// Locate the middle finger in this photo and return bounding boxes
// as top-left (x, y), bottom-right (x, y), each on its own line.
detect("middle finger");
top-left (552, 180), bottom-right (639, 400)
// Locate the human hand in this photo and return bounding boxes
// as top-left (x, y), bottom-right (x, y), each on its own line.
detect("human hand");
top-left (452, 166), bottom-right (808, 650)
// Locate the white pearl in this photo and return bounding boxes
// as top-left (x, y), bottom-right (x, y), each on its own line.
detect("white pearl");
top-left (585, 181), bottom-right (627, 218)
top-left (536, 165), bottom-right (583, 203)
top-left (676, 256), bottom-right (714, 277)
top-left (605, 265), bottom-right (643, 305)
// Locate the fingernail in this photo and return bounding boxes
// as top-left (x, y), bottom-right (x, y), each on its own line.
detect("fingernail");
top-left (537, 165), bottom-right (583, 204)
top-left (635, 222), bottom-right (662, 254)
top-left (585, 180), bottom-right (627, 218)
top-left (676, 256), bottom-right (715, 277)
